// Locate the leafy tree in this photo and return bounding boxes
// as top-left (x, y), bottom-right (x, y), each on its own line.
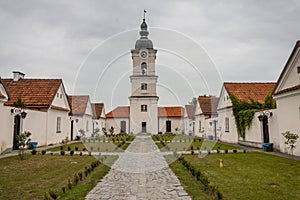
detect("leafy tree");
top-left (108, 126), bottom-right (114, 135)
top-left (282, 131), bottom-right (299, 159)
top-left (16, 131), bottom-right (31, 160)
top-left (102, 127), bottom-right (107, 136)
top-left (189, 97), bottom-right (197, 105)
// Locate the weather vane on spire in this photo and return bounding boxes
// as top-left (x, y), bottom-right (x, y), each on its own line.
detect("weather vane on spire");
top-left (143, 9), bottom-right (147, 20)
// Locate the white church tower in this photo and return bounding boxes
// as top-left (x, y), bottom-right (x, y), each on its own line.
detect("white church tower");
top-left (129, 16), bottom-right (158, 134)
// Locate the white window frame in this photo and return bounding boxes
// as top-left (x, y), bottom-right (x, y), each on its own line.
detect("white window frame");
top-left (225, 117), bottom-right (229, 132)
top-left (56, 117), bottom-right (61, 133)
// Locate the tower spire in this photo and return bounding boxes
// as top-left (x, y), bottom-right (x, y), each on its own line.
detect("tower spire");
top-left (143, 9), bottom-right (147, 21)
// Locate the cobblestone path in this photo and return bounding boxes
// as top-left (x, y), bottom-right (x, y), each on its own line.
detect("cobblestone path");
top-left (86, 134), bottom-right (191, 200)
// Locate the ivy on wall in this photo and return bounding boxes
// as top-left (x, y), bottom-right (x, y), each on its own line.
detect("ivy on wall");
top-left (229, 93), bottom-right (276, 140)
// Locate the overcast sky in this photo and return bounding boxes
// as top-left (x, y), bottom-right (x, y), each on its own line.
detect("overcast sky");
top-left (0, 0), bottom-right (299, 111)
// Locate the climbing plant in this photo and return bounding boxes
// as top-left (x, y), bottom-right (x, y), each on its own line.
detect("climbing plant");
top-left (229, 93), bottom-right (276, 140)
top-left (12, 97), bottom-right (26, 108)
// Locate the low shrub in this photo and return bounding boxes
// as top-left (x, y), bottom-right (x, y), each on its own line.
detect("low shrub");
top-left (31, 149), bottom-right (37, 155)
top-left (79, 152), bottom-right (82, 156)
top-left (60, 150), bottom-right (65, 156)
top-left (225, 149), bottom-right (228, 154)
top-left (67, 146), bottom-right (71, 151)
top-left (41, 150), bottom-right (46, 155)
top-left (75, 146), bottom-right (79, 151)
top-left (233, 149), bottom-right (237, 153)
top-left (48, 190), bottom-right (58, 199)
top-left (70, 150), bottom-right (74, 156)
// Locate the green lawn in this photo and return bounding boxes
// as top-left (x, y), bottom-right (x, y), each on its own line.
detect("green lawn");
top-left (47, 141), bottom-right (130, 152)
top-left (157, 140), bottom-right (239, 152)
top-left (0, 154), bottom-right (117, 199)
top-left (168, 153), bottom-right (300, 200)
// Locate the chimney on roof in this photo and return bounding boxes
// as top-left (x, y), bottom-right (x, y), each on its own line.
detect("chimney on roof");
top-left (13, 71), bottom-right (25, 81)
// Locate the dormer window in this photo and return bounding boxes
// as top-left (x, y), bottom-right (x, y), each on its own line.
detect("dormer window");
top-left (141, 62), bottom-right (147, 75)
top-left (57, 93), bottom-right (59, 98)
top-left (297, 66), bottom-right (300, 74)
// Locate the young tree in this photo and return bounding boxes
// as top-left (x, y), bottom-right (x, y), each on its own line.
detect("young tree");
top-left (282, 131), bottom-right (299, 159)
top-left (16, 131), bottom-right (32, 160)
top-left (108, 126), bottom-right (114, 135)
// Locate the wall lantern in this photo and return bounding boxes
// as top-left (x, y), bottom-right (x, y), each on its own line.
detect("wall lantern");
top-left (11, 108), bottom-right (27, 119)
top-left (258, 111), bottom-right (272, 122)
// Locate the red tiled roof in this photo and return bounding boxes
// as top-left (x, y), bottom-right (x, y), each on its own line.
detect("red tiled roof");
top-left (185, 104), bottom-right (196, 119)
top-left (273, 41), bottom-right (300, 95)
top-left (0, 92), bottom-right (5, 99)
top-left (158, 106), bottom-right (184, 117)
top-left (68, 95), bottom-right (89, 115)
top-left (198, 97), bottom-right (219, 115)
top-left (92, 103), bottom-right (104, 119)
top-left (224, 82), bottom-right (276, 103)
top-left (106, 106), bottom-right (130, 118)
top-left (1, 78), bottom-right (62, 108)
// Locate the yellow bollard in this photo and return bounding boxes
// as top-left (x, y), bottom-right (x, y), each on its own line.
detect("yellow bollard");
top-left (219, 159), bottom-right (223, 168)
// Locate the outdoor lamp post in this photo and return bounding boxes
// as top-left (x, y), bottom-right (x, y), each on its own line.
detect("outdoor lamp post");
top-left (258, 110), bottom-right (272, 121)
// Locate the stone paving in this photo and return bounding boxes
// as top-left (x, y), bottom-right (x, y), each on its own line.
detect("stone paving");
top-left (86, 134), bottom-right (191, 200)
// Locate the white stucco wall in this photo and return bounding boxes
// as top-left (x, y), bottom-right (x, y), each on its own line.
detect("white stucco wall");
top-left (275, 93), bottom-right (300, 155)
top-left (217, 108), bottom-right (239, 143)
top-left (158, 117), bottom-right (184, 134)
top-left (46, 109), bottom-right (70, 145)
top-left (106, 118), bottom-right (130, 134)
top-left (0, 105), bottom-right (14, 153)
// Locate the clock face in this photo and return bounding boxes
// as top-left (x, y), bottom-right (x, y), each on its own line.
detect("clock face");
top-left (140, 51), bottom-right (148, 58)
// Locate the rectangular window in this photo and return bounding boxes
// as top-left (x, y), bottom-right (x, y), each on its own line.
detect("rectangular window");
top-left (199, 120), bottom-right (201, 133)
top-left (86, 120), bottom-right (89, 131)
top-left (225, 117), bottom-right (229, 132)
top-left (56, 117), bottom-right (61, 133)
top-left (141, 83), bottom-right (148, 90)
top-left (298, 66), bottom-right (300, 74)
top-left (141, 105), bottom-right (147, 112)
top-left (57, 93), bottom-right (59, 98)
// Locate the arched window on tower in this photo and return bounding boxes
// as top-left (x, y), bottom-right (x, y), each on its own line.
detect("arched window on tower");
top-left (141, 62), bottom-right (147, 75)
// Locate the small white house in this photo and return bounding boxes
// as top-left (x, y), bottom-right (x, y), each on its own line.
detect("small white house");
top-left (184, 104), bottom-right (196, 136)
top-left (194, 97), bottom-right (219, 138)
top-left (68, 95), bottom-right (94, 138)
top-left (217, 82), bottom-right (276, 144)
top-left (1, 72), bottom-right (71, 153)
top-left (91, 103), bottom-right (106, 136)
top-left (273, 41), bottom-right (300, 156)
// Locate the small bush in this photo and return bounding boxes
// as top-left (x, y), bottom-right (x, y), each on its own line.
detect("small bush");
top-left (73, 174), bottom-right (79, 185)
top-left (78, 171), bottom-right (83, 180)
top-left (60, 146), bottom-right (63, 150)
top-left (233, 149), bottom-right (237, 153)
top-left (60, 150), bottom-right (65, 156)
top-left (75, 146), bottom-right (79, 151)
top-left (243, 149), bottom-right (246, 153)
top-left (41, 150), bottom-right (46, 155)
top-left (83, 148), bottom-right (86, 151)
top-left (79, 152), bottom-right (82, 156)
top-left (70, 150), bottom-right (74, 156)
top-left (48, 190), bottom-right (58, 199)
top-left (50, 152), bottom-right (53, 155)
top-left (31, 149), bottom-right (37, 155)
top-left (68, 179), bottom-right (72, 190)
top-left (191, 150), bottom-right (194, 155)
top-left (225, 149), bottom-right (228, 154)
top-left (67, 146), bottom-right (71, 151)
